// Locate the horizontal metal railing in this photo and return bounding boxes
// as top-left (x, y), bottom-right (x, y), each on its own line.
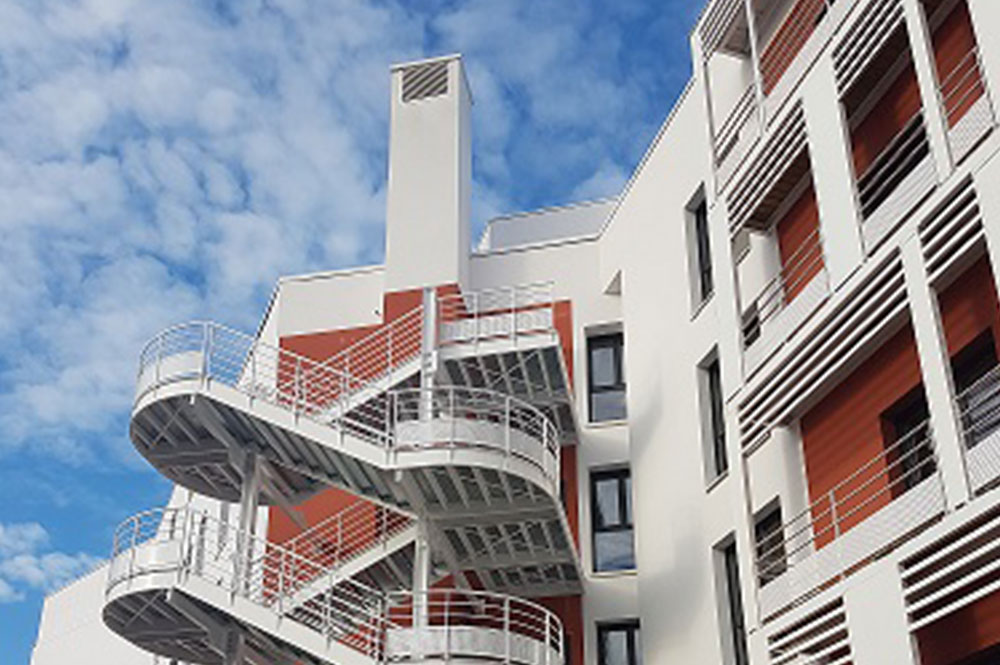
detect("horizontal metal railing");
top-left (743, 226), bottom-right (825, 349)
top-left (957, 364), bottom-right (1000, 493)
top-left (856, 108), bottom-right (931, 220)
top-left (384, 588), bottom-right (564, 665)
top-left (756, 421), bottom-right (939, 586)
top-left (939, 45), bottom-right (991, 129)
top-left (758, 0), bottom-right (832, 94)
top-left (108, 507), bottom-right (389, 658)
top-left (437, 282), bottom-right (555, 347)
top-left (135, 323), bottom-right (562, 490)
top-left (281, 500), bottom-right (413, 574)
top-left (108, 508), bottom-right (564, 665)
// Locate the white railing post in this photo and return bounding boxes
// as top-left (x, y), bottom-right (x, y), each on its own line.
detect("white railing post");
top-left (510, 286), bottom-right (517, 341)
top-left (293, 358), bottom-right (302, 418)
top-left (250, 341), bottom-right (257, 397)
top-left (544, 611), bottom-right (551, 665)
top-left (201, 324), bottom-right (212, 382)
top-left (444, 591), bottom-right (451, 661)
top-left (505, 396), bottom-right (512, 458)
top-left (829, 489), bottom-right (839, 539)
top-left (155, 331), bottom-right (164, 386)
top-left (504, 596), bottom-right (511, 664)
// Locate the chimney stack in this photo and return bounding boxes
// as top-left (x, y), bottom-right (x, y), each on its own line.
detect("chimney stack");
top-left (384, 54), bottom-right (471, 292)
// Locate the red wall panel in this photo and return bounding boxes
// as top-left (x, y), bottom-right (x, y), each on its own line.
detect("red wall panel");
top-left (939, 256), bottom-right (1000, 359)
top-left (776, 183), bottom-right (823, 304)
top-left (800, 325), bottom-right (923, 546)
top-left (851, 63), bottom-right (923, 177)
top-left (931, 0), bottom-right (983, 128)
top-left (917, 589), bottom-right (1000, 665)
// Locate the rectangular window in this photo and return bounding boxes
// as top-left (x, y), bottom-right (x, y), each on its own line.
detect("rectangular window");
top-left (716, 541), bottom-right (750, 665)
top-left (754, 502), bottom-right (786, 587)
top-left (591, 468), bottom-right (635, 572)
top-left (598, 620), bottom-right (641, 665)
top-left (700, 354), bottom-right (728, 481)
top-left (588, 332), bottom-right (627, 422)
top-left (694, 199), bottom-right (713, 302)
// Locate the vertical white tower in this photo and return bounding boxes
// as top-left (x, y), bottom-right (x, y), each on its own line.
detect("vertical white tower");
top-left (385, 54), bottom-right (472, 292)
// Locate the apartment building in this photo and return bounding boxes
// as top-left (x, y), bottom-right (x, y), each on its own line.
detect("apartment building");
top-left (29, 0), bottom-right (1000, 664)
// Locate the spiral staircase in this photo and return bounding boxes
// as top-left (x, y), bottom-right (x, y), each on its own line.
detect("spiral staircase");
top-left (103, 283), bottom-right (578, 665)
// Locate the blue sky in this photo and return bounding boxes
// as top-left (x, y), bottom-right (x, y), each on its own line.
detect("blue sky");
top-left (0, 0), bottom-right (698, 661)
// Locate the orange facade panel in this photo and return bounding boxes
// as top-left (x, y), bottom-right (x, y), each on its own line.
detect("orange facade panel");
top-left (776, 182), bottom-right (823, 303)
top-left (851, 63), bottom-right (923, 177)
top-left (917, 589), bottom-right (1000, 665)
top-left (800, 325), bottom-right (923, 546)
top-left (760, 0), bottom-right (827, 94)
top-left (931, 0), bottom-right (984, 128)
top-left (939, 255), bottom-right (1000, 358)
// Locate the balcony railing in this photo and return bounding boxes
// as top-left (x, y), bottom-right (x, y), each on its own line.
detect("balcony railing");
top-left (756, 421), bottom-right (946, 618)
top-left (855, 108), bottom-right (936, 250)
top-left (280, 500), bottom-right (413, 579)
top-left (437, 283), bottom-right (555, 348)
top-left (938, 45), bottom-right (995, 162)
top-left (384, 589), bottom-right (564, 665)
top-left (135, 321), bottom-right (563, 495)
top-left (759, 0), bottom-right (832, 95)
top-left (107, 508), bottom-right (565, 665)
top-left (108, 507), bottom-right (388, 658)
top-left (743, 227), bottom-right (828, 371)
top-left (958, 364), bottom-right (1000, 494)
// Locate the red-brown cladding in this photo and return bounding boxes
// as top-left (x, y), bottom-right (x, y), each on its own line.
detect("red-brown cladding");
top-left (916, 589), bottom-right (1000, 665)
top-left (776, 182), bottom-right (823, 304)
top-left (800, 325), bottom-right (923, 546)
top-left (850, 62), bottom-right (923, 177)
top-left (938, 255), bottom-right (1000, 357)
top-left (931, 0), bottom-right (984, 128)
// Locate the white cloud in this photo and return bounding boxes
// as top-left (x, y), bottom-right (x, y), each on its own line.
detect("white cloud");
top-left (0, 522), bottom-right (99, 602)
top-left (0, 0), bottom-right (679, 470)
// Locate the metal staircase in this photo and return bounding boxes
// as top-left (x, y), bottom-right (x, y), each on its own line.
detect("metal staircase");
top-left (107, 283), bottom-right (579, 664)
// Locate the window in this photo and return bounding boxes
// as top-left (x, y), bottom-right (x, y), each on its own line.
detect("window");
top-left (700, 354), bottom-right (728, 481)
top-left (953, 331), bottom-right (1000, 449)
top-left (588, 333), bottom-right (627, 422)
top-left (693, 198), bottom-right (713, 302)
top-left (715, 541), bottom-right (750, 665)
top-left (754, 502), bottom-right (786, 587)
top-left (591, 468), bottom-right (635, 572)
top-left (598, 620), bottom-right (641, 665)
top-left (880, 387), bottom-right (934, 496)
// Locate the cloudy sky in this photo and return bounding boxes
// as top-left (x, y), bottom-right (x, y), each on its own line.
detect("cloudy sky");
top-left (0, 0), bottom-right (698, 660)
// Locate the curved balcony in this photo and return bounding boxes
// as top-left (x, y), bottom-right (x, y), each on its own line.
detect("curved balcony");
top-left (104, 507), bottom-right (564, 665)
top-left (384, 589), bottom-right (563, 665)
top-left (129, 321), bottom-right (580, 599)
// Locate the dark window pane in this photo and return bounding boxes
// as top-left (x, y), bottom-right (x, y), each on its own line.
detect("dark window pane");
top-left (594, 477), bottom-right (622, 529)
top-left (595, 531), bottom-right (636, 571)
top-left (601, 629), bottom-right (629, 665)
top-left (723, 543), bottom-right (749, 665)
top-left (592, 390), bottom-right (627, 422)
top-left (589, 333), bottom-right (627, 422)
top-left (754, 505), bottom-right (786, 586)
top-left (694, 199), bottom-right (713, 301)
top-left (598, 622), bottom-right (640, 665)
top-left (624, 476), bottom-right (632, 524)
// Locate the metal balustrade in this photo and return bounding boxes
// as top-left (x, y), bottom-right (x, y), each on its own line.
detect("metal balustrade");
top-left (437, 283), bottom-right (555, 347)
top-left (281, 501), bottom-right (414, 576)
top-left (759, 0), bottom-right (832, 94)
top-left (938, 45), bottom-right (995, 162)
top-left (106, 508), bottom-right (564, 665)
top-left (384, 589), bottom-right (564, 665)
top-left (743, 226), bottom-right (826, 351)
top-left (856, 109), bottom-right (932, 222)
top-left (958, 364), bottom-right (1000, 494)
top-left (108, 507), bottom-right (388, 658)
top-left (135, 321), bottom-right (562, 490)
top-left (756, 421), bottom-right (946, 617)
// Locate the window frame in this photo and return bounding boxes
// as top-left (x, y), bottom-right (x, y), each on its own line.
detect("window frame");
top-left (590, 467), bottom-right (635, 573)
top-left (587, 332), bottom-right (627, 423)
top-left (715, 539), bottom-right (750, 665)
top-left (693, 197), bottom-right (714, 302)
top-left (597, 619), bottom-right (642, 665)
top-left (754, 501), bottom-right (786, 587)
top-left (699, 350), bottom-right (729, 485)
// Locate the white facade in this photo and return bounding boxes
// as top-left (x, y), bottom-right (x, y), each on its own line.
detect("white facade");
top-left (31, 1), bottom-right (1000, 664)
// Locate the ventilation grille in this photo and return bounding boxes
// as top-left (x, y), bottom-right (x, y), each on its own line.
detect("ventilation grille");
top-left (767, 598), bottom-right (853, 664)
top-left (738, 253), bottom-right (908, 448)
top-left (833, 0), bottom-right (905, 94)
top-left (727, 103), bottom-right (808, 233)
top-left (699, 0), bottom-right (745, 60)
top-left (919, 179), bottom-right (984, 285)
top-left (402, 61), bottom-right (449, 103)
top-left (901, 506), bottom-right (1000, 631)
